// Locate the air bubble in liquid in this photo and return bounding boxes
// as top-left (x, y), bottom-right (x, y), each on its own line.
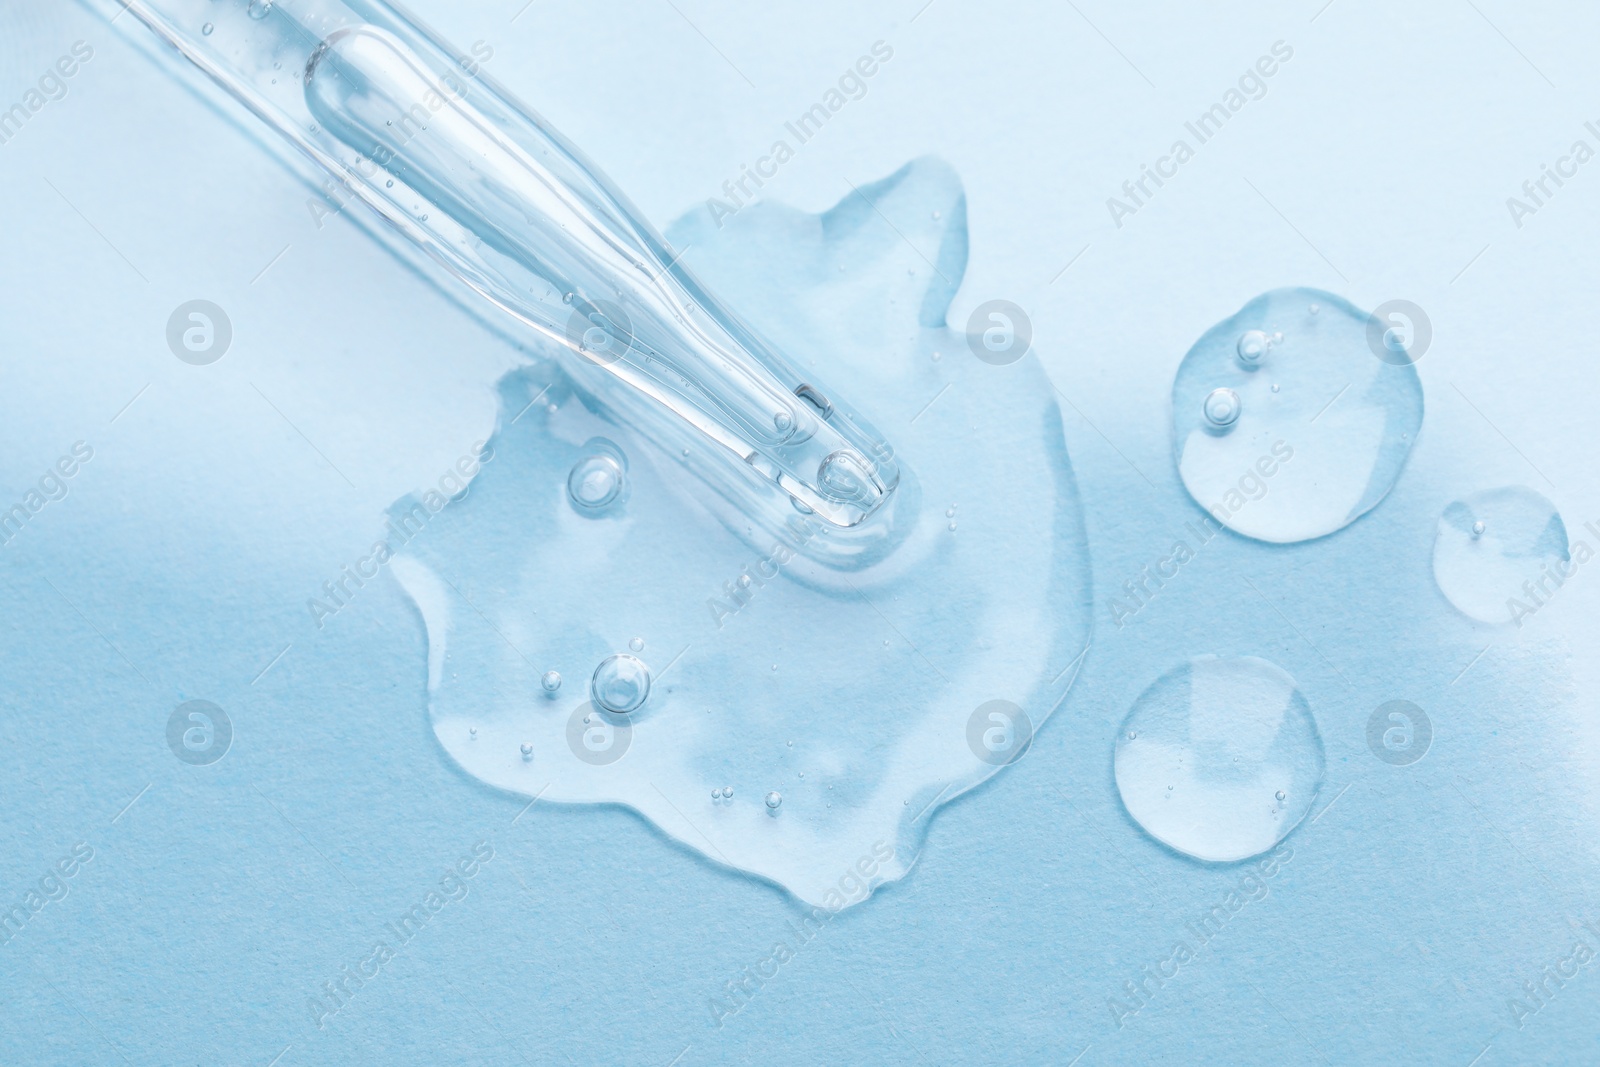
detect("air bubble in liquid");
top-left (1172, 288), bottom-right (1423, 543)
top-left (567, 445), bottom-right (625, 512)
top-left (1432, 486), bottom-right (1571, 624)
top-left (1236, 330), bottom-right (1270, 367)
top-left (1115, 656), bottom-right (1324, 862)
top-left (765, 791), bottom-right (783, 812)
top-left (540, 670), bottom-right (561, 693)
top-left (1203, 388), bottom-right (1241, 429)
top-left (591, 654), bottom-right (650, 714)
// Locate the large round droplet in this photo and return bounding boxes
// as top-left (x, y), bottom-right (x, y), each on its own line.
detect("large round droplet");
top-left (591, 653), bottom-right (651, 714)
top-left (1432, 486), bottom-right (1571, 624)
top-left (1115, 656), bottom-right (1324, 862)
top-left (1203, 387), bottom-right (1241, 429)
top-left (1172, 288), bottom-right (1423, 543)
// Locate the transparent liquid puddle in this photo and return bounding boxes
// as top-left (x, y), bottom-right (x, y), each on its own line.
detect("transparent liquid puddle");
top-left (1114, 656), bottom-right (1325, 862)
top-left (1433, 486), bottom-right (1571, 624)
top-left (390, 159), bottom-right (1092, 907)
top-left (1173, 289), bottom-right (1423, 543)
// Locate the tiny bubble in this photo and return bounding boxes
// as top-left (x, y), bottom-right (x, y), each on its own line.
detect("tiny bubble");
top-left (1275, 790), bottom-right (1286, 801)
top-left (1271, 383), bottom-right (1280, 392)
top-left (629, 637), bottom-right (644, 652)
top-left (948, 521), bottom-right (957, 531)
top-left (1309, 303), bottom-right (1320, 314)
top-left (385, 179), bottom-right (394, 188)
top-left (201, 22), bottom-right (214, 34)
top-left (1127, 730), bottom-right (1138, 740)
top-left (765, 791), bottom-right (783, 811)
top-left (541, 670), bottom-right (562, 693)
top-left (1472, 520), bottom-right (1486, 538)
top-left (520, 743), bottom-right (533, 760)
top-left (722, 786), bottom-right (733, 799)
top-left (469, 727), bottom-right (477, 738)
top-left (946, 508), bottom-right (956, 518)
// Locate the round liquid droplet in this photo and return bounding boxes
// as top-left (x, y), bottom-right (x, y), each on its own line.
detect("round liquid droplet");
top-left (540, 670), bottom-right (561, 693)
top-left (1115, 656), bottom-right (1324, 862)
top-left (1236, 329), bottom-right (1270, 367)
top-left (567, 453), bottom-right (624, 511)
top-left (469, 727), bottom-right (477, 738)
top-left (774, 411), bottom-right (793, 433)
top-left (591, 653), bottom-right (651, 714)
top-left (1173, 288), bottom-right (1423, 543)
top-left (629, 637), bottom-right (644, 653)
top-left (1203, 387), bottom-right (1241, 429)
top-left (722, 786), bottom-right (733, 799)
top-left (248, 0), bottom-right (274, 17)
top-left (520, 742), bottom-right (533, 761)
top-left (201, 22), bottom-right (214, 34)
top-left (765, 791), bottom-right (783, 811)
top-left (1432, 487), bottom-right (1569, 624)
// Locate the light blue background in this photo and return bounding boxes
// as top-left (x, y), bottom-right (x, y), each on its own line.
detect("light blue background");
top-left (2, 1), bottom-right (1599, 1064)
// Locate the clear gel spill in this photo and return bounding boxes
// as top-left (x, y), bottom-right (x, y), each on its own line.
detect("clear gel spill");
top-left (1115, 656), bottom-right (1324, 862)
top-left (391, 158), bottom-right (1091, 908)
top-left (1432, 486), bottom-right (1572, 624)
top-left (591, 653), bottom-right (650, 714)
top-left (1172, 289), bottom-right (1423, 543)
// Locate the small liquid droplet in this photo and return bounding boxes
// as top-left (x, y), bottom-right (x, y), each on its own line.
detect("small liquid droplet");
top-left (1434, 488), bottom-right (1568, 622)
top-left (629, 637), bottom-right (644, 652)
top-left (520, 743), bottom-right (533, 760)
top-left (1309, 303), bottom-right (1320, 314)
top-left (765, 791), bottom-right (783, 811)
top-left (774, 411), bottom-right (793, 433)
top-left (541, 670), bottom-right (562, 693)
top-left (248, 0), bottom-right (274, 18)
top-left (945, 507), bottom-right (956, 518)
top-left (469, 727), bottom-right (477, 738)
top-left (201, 22), bottom-right (214, 34)
top-left (1116, 656), bottom-right (1324, 861)
top-left (948, 521), bottom-right (957, 531)
top-left (385, 179), bottom-right (394, 188)
top-left (722, 786), bottom-right (733, 799)
top-left (1203, 387), bottom-right (1241, 429)
top-left (1271, 382), bottom-right (1280, 392)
